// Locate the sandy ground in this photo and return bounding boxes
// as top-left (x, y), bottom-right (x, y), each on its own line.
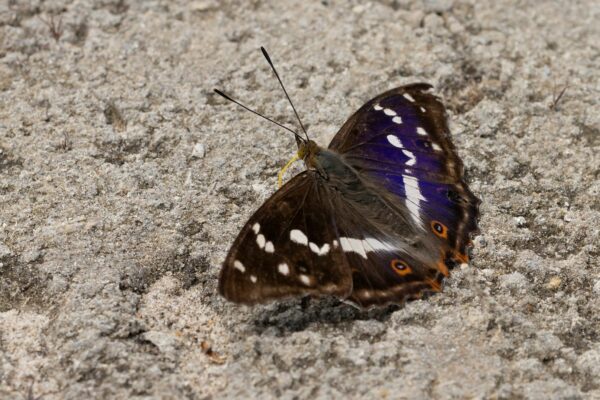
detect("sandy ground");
top-left (1, 0), bottom-right (599, 399)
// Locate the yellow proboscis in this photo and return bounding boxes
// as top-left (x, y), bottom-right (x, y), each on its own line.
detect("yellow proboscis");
top-left (277, 152), bottom-right (300, 188)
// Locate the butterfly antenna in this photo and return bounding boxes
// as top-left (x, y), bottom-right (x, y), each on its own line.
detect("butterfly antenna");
top-left (260, 46), bottom-right (310, 141)
top-left (213, 89), bottom-right (305, 143)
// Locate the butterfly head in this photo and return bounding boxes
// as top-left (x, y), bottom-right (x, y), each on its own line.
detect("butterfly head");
top-left (278, 139), bottom-right (321, 188)
top-left (297, 139), bottom-right (319, 161)
top-left (299, 139), bottom-right (329, 174)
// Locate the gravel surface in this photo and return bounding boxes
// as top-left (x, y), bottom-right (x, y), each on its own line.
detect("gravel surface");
top-left (1, 0), bottom-right (599, 399)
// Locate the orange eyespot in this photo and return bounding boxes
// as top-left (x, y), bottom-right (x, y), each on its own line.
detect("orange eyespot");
top-left (391, 259), bottom-right (412, 276)
top-left (430, 220), bottom-right (448, 239)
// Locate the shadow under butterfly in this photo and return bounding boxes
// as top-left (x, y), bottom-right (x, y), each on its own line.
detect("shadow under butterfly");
top-left (215, 47), bottom-right (480, 308)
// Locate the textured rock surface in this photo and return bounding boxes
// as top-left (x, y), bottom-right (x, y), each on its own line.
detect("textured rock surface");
top-left (1, 0), bottom-right (599, 399)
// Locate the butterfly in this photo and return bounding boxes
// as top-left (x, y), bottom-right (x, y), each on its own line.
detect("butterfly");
top-left (215, 48), bottom-right (480, 308)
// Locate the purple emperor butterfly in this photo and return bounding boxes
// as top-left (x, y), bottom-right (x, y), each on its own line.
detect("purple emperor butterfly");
top-left (215, 48), bottom-right (479, 308)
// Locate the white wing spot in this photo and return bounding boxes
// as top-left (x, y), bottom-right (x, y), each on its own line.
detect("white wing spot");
top-left (420, 106), bottom-right (426, 112)
top-left (374, 104), bottom-right (383, 110)
top-left (309, 242), bottom-right (319, 254)
top-left (233, 260), bottom-right (245, 273)
top-left (252, 223), bottom-right (260, 234)
top-left (333, 240), bottom-right (339, 248)
top-left (387, 134), bottom-right (404, 148)
top-left (265, 241), bottom-right (274, 253)
top-left (339, 237), bottom-right (396, 259)
top-left (384, 108), bottom-right (397, 116)
top-left (403, 93), bottom-right (415, 102)
top-left (290, 229), bottom-right (308, 245)
top-left (403, 175), bottom-right (425, 226)
top-left (250, 275), bottom-right (257, 283)
top-left (299, 274), bottom-right (312, 286)
top-left (389, 131), bottom-right (421, 220)
top-left (278, 263), bottom-right (290, 276)
top-left (402, 150), bottom-right (416, 166)
top-left (318, 243), bottom-right (330, 255)
top-left (392, 116), bottom-right (403, 124)
top-left (417, 127), bottom-right (428, 136)
top-left (389, 134), bottom-right (417, 166)
top-left (340, 237), bottom-right (367, 258)
top-left (309, 242), bottom-right (330, 256)
top-left (363, 237), bottom-right (396, 253)
top-left (290, 229), bottom-right (330, 255)
top-left (432, 143), bottom-right (442, 151)
top-left (256, 234), bottom-right (266, 249)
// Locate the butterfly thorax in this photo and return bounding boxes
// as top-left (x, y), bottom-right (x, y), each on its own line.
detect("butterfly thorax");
top-left (299, 140), bottom-right (354, 183)
top-left (302, 141), bottom-right (424, 244)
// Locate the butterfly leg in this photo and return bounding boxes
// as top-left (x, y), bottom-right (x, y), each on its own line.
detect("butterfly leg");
top-left (278, 153), bottom-right (300, 188)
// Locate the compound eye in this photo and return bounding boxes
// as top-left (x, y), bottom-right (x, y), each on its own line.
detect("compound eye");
top-left (431, 220), bottom-right (448, 239)
top-left (391, 259), bottom-right (412, 276)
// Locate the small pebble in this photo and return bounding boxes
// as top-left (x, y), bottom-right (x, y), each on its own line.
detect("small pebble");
top-left (593, 280), bottom-right (600, 295)
top-left (0, 242), bottom-right (12, 259)
top-left (546, 276), bottom-right (562, 290)
top-left (192, 143), bottom-right (205, 158)
top-left (514, 216), bottom-right (527, 227)
top-left (21, 249), bottom-right (42, 263)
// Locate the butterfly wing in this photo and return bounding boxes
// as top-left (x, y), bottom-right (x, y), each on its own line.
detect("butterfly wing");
top-left (321, 179), bottom-right (449, 307)
top-left (328, 83), bottom-right (480, 303)
top-left (220, 171), bottom-right (353, 304)
top-left (221, 168), bottom-right (441, 307)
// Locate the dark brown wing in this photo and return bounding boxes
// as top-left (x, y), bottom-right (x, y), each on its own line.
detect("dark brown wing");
top-left (219, 171), bottom-right (352, 305)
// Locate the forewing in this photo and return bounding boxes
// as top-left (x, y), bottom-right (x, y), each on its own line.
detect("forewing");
top-left (220, 172), bottom-right (352, 305)
top-left (329, 83), bottom-right (479, 266)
